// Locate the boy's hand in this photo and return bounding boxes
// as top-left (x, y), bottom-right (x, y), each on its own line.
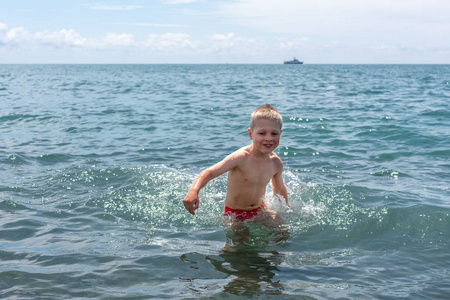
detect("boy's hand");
top-left (183, 190), bottom-right (199, 215)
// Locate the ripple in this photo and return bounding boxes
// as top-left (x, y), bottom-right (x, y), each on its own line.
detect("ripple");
top-left (0, 64), bottom-right (449, 298)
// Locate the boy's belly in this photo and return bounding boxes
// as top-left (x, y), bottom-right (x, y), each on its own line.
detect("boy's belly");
top-left (223, 193), bottom-right (265, 210)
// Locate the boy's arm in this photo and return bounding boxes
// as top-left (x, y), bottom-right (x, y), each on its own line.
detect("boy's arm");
top-left (182, 151), bottom-right (243, 215)
top-left (182, 170), bottom-right (212, 215)
top-left (272, 163), bottom-right (288, 205)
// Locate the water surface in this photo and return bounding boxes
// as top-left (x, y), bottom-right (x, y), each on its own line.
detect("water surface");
top-left (1, 64), bottom-right (449, 299)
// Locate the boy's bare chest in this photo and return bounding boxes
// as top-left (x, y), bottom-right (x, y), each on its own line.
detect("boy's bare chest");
top-left (232, 158), bottom-right (276, 184)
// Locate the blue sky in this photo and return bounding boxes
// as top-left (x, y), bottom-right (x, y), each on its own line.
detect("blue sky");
top-left (1, 0), bottom-right (449, 63)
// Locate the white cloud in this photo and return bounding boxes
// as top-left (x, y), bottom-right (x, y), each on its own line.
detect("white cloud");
top-left (211, 32), bottom-right (234, 42)
top-left (0, 24), bottom-right (137, 49)
top-left (207, 33), bottom-right (266, 57)
top-left (145, 33), bottom-right (197, 50)
top-left (210, 33), bottom-right (238, 53)
top-left (1, 10), bottom-right (448, 64)
top-left (34, 29), bottom-right (87, 47)
top-left (88, 4), bottom-right (144, 10)
top-left (103, 33), bottom-right (135, 47)
top-left (7, 27), bottom-right (31, 41)
top-left (0, 22), bottom-right (201, 51)
top-left (278, 37), bottom-right (309, 51)
top-left (219, 0), bottom-right (450, 40)
top-left (0, 24), bottom-right (32, 45)
top-left (213, 0), bottom-right (450, 63)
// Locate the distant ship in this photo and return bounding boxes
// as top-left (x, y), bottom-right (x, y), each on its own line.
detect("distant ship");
top-left (284, 57), bottom-right (303, 64)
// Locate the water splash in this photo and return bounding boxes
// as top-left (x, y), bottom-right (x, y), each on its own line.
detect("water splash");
top-left (82, 165), bottom-right (389, 242)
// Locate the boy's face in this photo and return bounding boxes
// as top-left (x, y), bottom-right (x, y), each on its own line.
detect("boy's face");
top-left (248, 118), bottom-right (282, 154)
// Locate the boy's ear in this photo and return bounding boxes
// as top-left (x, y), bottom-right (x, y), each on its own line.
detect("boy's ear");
top-left (248, 128), bottom-right (253, 140)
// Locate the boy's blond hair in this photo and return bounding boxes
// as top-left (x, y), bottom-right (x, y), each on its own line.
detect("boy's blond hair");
top-left (249, 104), bottom-right (283, 130)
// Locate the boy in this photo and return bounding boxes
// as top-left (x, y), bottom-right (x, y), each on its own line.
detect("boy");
top-left (182, 104), bottom-right (288, 221)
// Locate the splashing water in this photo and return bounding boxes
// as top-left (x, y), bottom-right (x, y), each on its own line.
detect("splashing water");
top-left (75, 164), bottom-right (388, 253)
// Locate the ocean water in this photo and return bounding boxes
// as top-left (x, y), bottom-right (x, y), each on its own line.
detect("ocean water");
top-left (0, 64), bottom-right (449, 299)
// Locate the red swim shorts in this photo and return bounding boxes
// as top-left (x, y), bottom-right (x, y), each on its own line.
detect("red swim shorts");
top-left (223, 203), bottom-right (266, 221)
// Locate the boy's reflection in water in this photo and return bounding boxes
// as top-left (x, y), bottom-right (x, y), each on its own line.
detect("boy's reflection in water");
top-left (207, 216), bottom-right (289, 297)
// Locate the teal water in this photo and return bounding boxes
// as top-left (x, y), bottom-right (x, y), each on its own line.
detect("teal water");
top-left (1, 64), bottom-right (449, 299)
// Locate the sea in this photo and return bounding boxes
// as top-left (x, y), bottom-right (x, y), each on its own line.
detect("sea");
top-left (0, 64), bottom-right (449, 299)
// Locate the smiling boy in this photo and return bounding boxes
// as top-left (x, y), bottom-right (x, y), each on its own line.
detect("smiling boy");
top-left (182, 104), bottom-right (288, 221)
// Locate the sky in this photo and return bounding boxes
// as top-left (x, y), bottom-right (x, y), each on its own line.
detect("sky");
top-left (1, 0), bottom-right (449, 64)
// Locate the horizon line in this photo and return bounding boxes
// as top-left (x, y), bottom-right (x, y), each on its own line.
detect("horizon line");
top-left (1, 63), bottom-right (449, 65)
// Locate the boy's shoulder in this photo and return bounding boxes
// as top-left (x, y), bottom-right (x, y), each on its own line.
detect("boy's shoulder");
top-left (269, 152), bottom-right (284, 168)
top-left (228, 146), bottom-right (252, 159)
top-left (222, 146), bottom-right (254, 164)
